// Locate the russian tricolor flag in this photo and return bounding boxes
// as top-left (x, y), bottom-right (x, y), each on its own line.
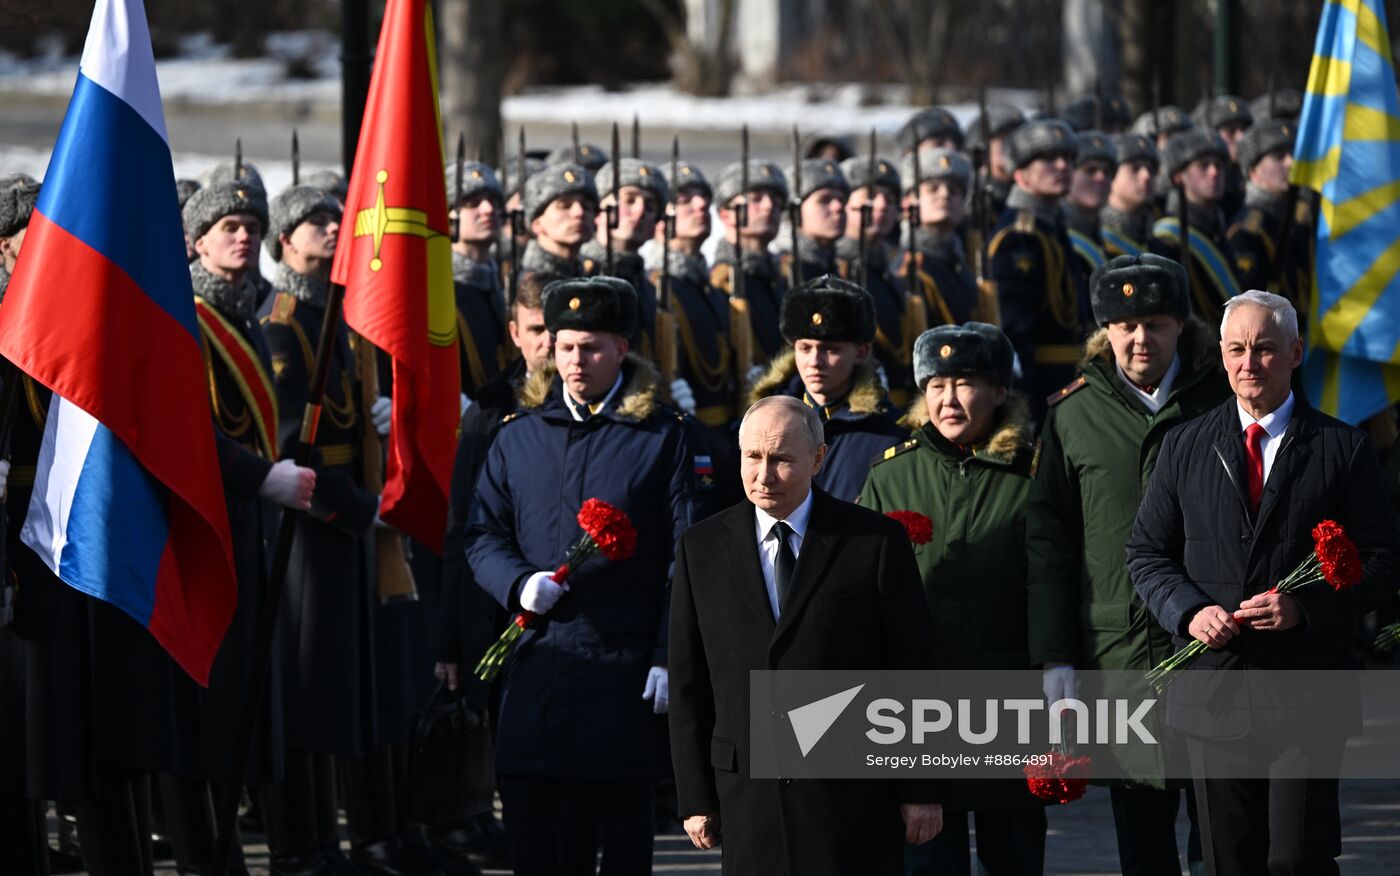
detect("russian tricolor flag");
top-left (0, 0), bottom-right (236, 685)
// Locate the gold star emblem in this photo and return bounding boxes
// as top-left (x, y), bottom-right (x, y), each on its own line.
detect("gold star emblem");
top-left (1123, 283), bottom-right (1135, 297)
top-left (1014, 253), bottom-right (1035, 274)
top-left (879, 162), bottom-right (889, 173)
top-left (568, 297), bottom-right (581, 310)
top-left (639, 166), bottom-right (650, 176)
top-left (1236, 255), bottom-right (1255, 274)
top-left (760, 166), bottom-right (771, 177)
top-left (681, 166), bottom-right (692, 176)
top-left (352, 168), bottom-right (445, 273)
top-left (471, 169), bottom-right (482, 179)
top-left (1283, 126), bottom-right (1291, 137)
top-left (564, 170), bottom-right (576, 183)
top-left (939, 344), bottom-right (952, 358)
top-left (236, 188), bottom-right (246, 199)
top-left (939, 156), bottom-right (950, 168)
top-left (581, 146), bottom-right (592, 156)
top-left (811, 312), bottom-right (824, 325)
top-left (1229, 100), bottom-right (1239, 112)
top-left (823, 162), bottom-right (835, 173)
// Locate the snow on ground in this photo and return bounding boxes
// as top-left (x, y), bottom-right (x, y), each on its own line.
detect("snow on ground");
top-left (0, 143), bottom-right (317, 199)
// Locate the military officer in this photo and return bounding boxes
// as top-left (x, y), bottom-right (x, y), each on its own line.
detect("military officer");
top-left (900, 148), bottom-right (981, 326)
top-left (545, 141), bottom-right (609, 176)
top-left (1130, 105), bottom-right (1193, 152)
top-left (1100, 133), bottom-right (1161, 258)
top-left (1063, 92), bottom-right (1133, 133)
top-left (444, 160), bottom-right (512, 401)
top-left (748, 276), bottom-right (905, 501)
top-left (499, 154), bottom-right (545, 284)
top-left (966, 103), bottom-right (1026, 220)
top-left (710, 160), bottom-right (791, 371)
top-left (1064, 130), bottom-right (1117, 279)
top-left (784, 158), bottom-right (849, 283)
top-left (1192, 95), bottom-right (1254, 218)
top-left (1251, 88), bottom-right (1303, 124)
top-left (1152, 128), bottom-right (1242, 328)
top-left (1227, 119), bottom-right (1310, 317)
top-left (518, 163), bottom-right (598, 278)
top-left (0, 173), bottom-right (38, 294)
top-left (897, 107), bottom-right (964, 154)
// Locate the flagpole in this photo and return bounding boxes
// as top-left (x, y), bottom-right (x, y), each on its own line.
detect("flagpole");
top-left (210, 282), bottom-right (349, 875)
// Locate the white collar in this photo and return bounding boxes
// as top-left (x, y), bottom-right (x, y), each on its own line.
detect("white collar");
top-left (564, 371), bottom-right (624, 421)
top-left (1237, 390), bottom-right (1295, 438)
top-left (754, 489), bottom-right (815, 542)
top-left (1115, 353), bottom-right (1181, 410)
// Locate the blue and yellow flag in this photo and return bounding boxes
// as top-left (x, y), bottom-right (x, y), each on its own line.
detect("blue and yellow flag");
top-left (1292, 0), bottom-right (1400, 424)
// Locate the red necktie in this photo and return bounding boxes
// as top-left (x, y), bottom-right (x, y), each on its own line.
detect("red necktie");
top-left (1244, 423), bottom-right (1267, 511)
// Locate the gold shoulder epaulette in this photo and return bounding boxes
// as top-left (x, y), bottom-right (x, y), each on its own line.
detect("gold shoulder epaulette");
top-left (709, 262), bottom-right (733, 294)
top-left (582, 257), bottom-right (597, 274)
top-left (265, 292), bottom-right (297, 325)
top-left (1047, 375), bottom-right (1088, 407)
top-left (872, 437), bottom-right (919, 466)
top-left (1013, 209), bottom-right (1036, 233)
top-left (1242, 208), bottom-right (1265, 234)
top-left (500, 411), bottom-right (522, 425)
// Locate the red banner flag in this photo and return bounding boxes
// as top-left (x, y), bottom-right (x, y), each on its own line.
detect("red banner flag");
top-left (331, 0), bottom-right (459, 552)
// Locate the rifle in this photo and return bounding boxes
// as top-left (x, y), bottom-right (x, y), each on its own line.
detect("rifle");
top-left (607, 121), bottom-right (620, 275)
top-left (450, 132), bottom-right (464, 243)
top-left (971, 84), bottom-right (990, 286)
top-left (730, 126), bottom-right (754, 404)
top-left (663, 135), bottom-right (677, 313)
top-left (906, 142), bottom-right (922, 306)
top-left (234, 138), bottom-right (243, 182)
top-left (652, 131), bottom-right (678, 383)
top-left (790, 125), bottom-right (803, 287)
top-left (572, 121), bottom-right (581, 165)
top-left (859, 128), bottom-right (875, 291)
top-left (632, 114), bottom-right (641, 159)
top-left (509, 127), bottom-right (524, 304)
top-left (1176, 178), bottom-right (1195, 308)
top-left (291, 129), bottom-right (300, 186)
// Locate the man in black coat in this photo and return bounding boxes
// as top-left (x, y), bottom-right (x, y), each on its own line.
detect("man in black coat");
top-left (669, 395), bottom-right (942, 875)
top-left (1126, 290), bottom-right (1400, 876)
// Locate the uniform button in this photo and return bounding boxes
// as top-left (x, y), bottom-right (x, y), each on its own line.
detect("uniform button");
top-left (1240, 534), bottom-right (1251, 544)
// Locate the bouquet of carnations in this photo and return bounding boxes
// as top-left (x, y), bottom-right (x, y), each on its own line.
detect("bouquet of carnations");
top-left (1374, 621), bottom-right (1400, 652)
top-left (1145, 519), bottom-right (1362, 693)
top-left (885, 510), bottom-right (934, 546)
top-left (1024, 744), bottom-right (1092, 804)
top-left (474, 498), bottom-right (638, 682)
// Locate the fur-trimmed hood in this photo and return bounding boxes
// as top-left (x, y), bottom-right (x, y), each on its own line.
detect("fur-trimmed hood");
top-left (748, 348), bottom-right (887, 417)
top-left (518, 353), bottom-right (662, 422)
top-left (903, 390), bottom-right (1032, 462)
top-left (1079, 316), bottom-right (1219, 377)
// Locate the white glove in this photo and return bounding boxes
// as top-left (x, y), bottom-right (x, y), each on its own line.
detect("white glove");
top-left (669, 378), bottom-right (697, 415)
top-left (642, 666), bottom-right (669, 714)
top-left (459, 393), bottom-right (474, 418)
top-left (371, 395), bottom-right (392, 437)
top-left (258, 459), bottom-right (317, 510)
top-left (1041, 663), bottom-right (1080, 706)
top-left (745, 364), bottom-right (765, 386)
top-left (520, 571), bottom-right (568, 615)
top-left (0, 458), bottom-right (10, 496)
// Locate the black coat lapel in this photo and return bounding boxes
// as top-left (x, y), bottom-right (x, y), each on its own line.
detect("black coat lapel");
top-left (1211, 402), bottom-right (1252, 519)
top-left (771, 490), bottom-right (843, 647)
top-left (1254, 404), bottom-right (1317, 535)
top-left (722, 504), bottom-right (777, 633)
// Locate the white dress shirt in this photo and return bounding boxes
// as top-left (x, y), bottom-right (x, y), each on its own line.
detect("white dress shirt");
top-left (1237, 390), bottom-right (1295, 484)
top-left (564, 372), bottom-right (624, 421)
top-left (753, 490), bottom-right (813, 620)
top-left (1115, 353), bottom-right (1181, 414)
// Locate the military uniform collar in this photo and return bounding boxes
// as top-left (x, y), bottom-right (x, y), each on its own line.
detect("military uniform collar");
top-left (714, 238), bottom-right (777, 279)
top-left (193, 261), bottom-right (261, 322)
top-left (1244, 182), bottom-right (1288, 219)
top-left (1006, 185), bottom-right (1064, 229)
top-left (1099, 204), bottom-right (1154, 245)
top-left (520, 239), bottom-right (581, 277)
top-left (451, 249), bottom-right (500, 290)
top-left (274, 262), bottom-right (330, 308)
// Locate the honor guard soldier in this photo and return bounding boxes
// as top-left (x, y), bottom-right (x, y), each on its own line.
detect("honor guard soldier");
top-left (749, 276), bottom-right (905, 501)
top-left (200, 157), bottom-right (266, 193)
top-left (1063, 92), bottom-right (1133, 133)
top-left (1251, 89), bottom-right (1304, 124)
top-left (1130, 105), bottom-right (1192, 152)
top-left (499, 154), bottom-right (545, 284)
top-left (897, 107), bottom-right (964, 154)
top-left (546, 141), bottom-right (608, 176)
top-left (466, 276), bottom-right (697, 876)
top-left (1227, 120), bottom-right (1311, 317)
top-left (901, 147), bottom-right (981, 325)
top-left (838, 153), bottom-right (921, 406)
top-left (302, 169), bottom-right (347, 207)
top-left (967, 103), bottom-right (1026, 220)
top-left (861, 323), bottom-right (1048, 876)
top-left (1100, 133), bottom-right (1161, 257)
top-left (1153, 128), bottom-right (1242, 327)
top-left (1193, 95), bottom-right (1254, 218)
top-left (446, 160), bottom-right (512, 401)
top-left (988, 118), bottom-right (1092, 423)
top-left (803, 132), bottom-right (856, 162)
top-left (784, 158), bottom-right (849, 281)
top-left (711, 160), bottom-right (791, 370)
top-left (519, 163), bottom-right (598, 278)
top-left (582, 158), bottom-right (670, 361)
top-left (1064, 130), bottom-right (1118, 278)
top-left (0, 173), bottom-right (38, 292)
top-left (1028, 254), bottom-right (1226, 876)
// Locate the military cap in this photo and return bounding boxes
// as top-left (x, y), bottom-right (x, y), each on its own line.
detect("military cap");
top-left (500, 157), bottom-right (546, 201)
top-left (839, 155), bottom-right (900, 195)
top-left (1251, 89), bottom-right (1304, 123)
top-left (1074, 130), bottom-right (1119, 170)
top-left (523, 163), bottom-right (598, 222)
top-left (779, 275), bottom-right (876, 344)
top-left (1114, 133), bottom-right (1159, 171)
top-left (545, 143), bottom-right (608, 174)
top-left (595, 159), bottom-right (671, 206)
top-left (1236, 119), bottom-right (1296, 173)
top-left (964, 104), bottom-right (1026, 152)
top-left (913, 322), bottom-right (1015, 388)
top-left (183, 181), bottom-right (269, 243)
top-left (1193, 95), bottom-right (1253, 130)
top-left (198, 159), bottom-right (265, 194)
top-left (788, 159), bottom-right (850, 204)
top-left (1005, 119), bottom-right (1079, 170)
top-left (175, 178), bottom-right (202, 210)
top-left (542, 275), bottom-right (637, 338)
top-left (302, 169), bottom-right (347, 202)
top-left (664, 160), bottom-right (713, 202)
top-left (1063, 95), bottom-right (1131, 132)
top-left (897, 108), bottom-right (964, 153)
top-left (265, 185), bottom-right (343, 261)
top-left (0, 175), bottom-right (41, 238)
top-left (1161, 127), bottom-right (1230, 178)
top-left (803, 133), bottom-right (856, 162)
top-left (1130, 106), bottom-right (1192, 139)
top-left (1089, 253), bottom-right (1190, 326)
top-left (713, 160), bottom-right (789, 208)
top-left (445, 160), bottom-right (504, 206)
top-left (901, 148), bottom-right (972, 194)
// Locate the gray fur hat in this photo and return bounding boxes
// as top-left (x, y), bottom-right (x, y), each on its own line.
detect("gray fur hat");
top-left (594, 159), bottom-right (670, 205)
top-left (1236, 119), bottom-right (1296, 173)
top-left (788, 158), bottom-right (850, 204)
top-left (0, 175), bottom-right (41, 238)
top-left (779, 275), bottom-right (876, 344)
top-left (1192, 95), bottom-right (1253, 130)
top-left (175, 178), bottom-right (202, 210)
top-left (897, 108), bottom-right (964, 152)
top-left (1089, 253), bottom-right (1190, 326)
top-left (665, 160), bottom-right (713, 201)
top-left (523, 163), bottom-right (598, 222)
top-left (902, 148), bottom-right (972, 194)
top-left (1005, 119), bottom-right (1079, 170)
top-left (500, 156), bottom-right (546, 201)
top-left (183, 181), bottom-right (269, 242)
top-left (545, 143), bottom-right (608, 173)
top-left (913, 322), bottom-right (1015, 388)
top-left (1063, 94), bottom-right (1134, 132)
top-left (1074, 130), bottom-right (1119, 170)
top-left (542, 275), bottom-right (637, 338)
top-left (840, 155), bottom-right (900, 195)
top-left (302, 169), bottom-right (347, 201)
top-left (803, 133), bottom-right (856, 161)
top-left (265, 185), bottom-right (343, 261)
top-left (444, 160), bottom-right (504, 206)
top-left (1130, 106), bottom-right (1192, 138)
top-left (1114, 133), bottom-right (1159, 170)
top-left (1251, 90), bottom-right (1303, 123)
top-left (965, 104), bottom-right (1026, 152)
top-left (1162, 127), bottom-right (1230, 178)
top-left (199, 159), bottom-right (265, 194)
top-left (713, 160), bottom-right (789, 208)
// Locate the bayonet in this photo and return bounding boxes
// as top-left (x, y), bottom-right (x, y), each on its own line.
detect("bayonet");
top-left (906, 139), bottom-right (922, 303)
top-left (607, 121), bottom-right (619, 275)
top-left (235, 138), bottom-right (243, 182)
top-left (663, 135), bottom-right (677, 312)
top-left (859, 128), bottom-right (875, 291)
top-left (632, 114), bottom-right (641, 159)
top-left (790, 125), bottom-right (803, 287)
top-left (572, 121), bottom-right (581, 165)
top-left (291, 129), bottom-right (300, 185)
top-left (451, 131), bottom-right (464, 243)
top-left (510, 127), bottom-right (525, 303)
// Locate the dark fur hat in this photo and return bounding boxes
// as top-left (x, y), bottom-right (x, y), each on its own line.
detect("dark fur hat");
top-left (913, 322), bottom-right (1015, 388)
top-left (779, 274), bottom-right (876, 344)
top-left (542, 275), bottom-right (638, 338)
top-left (1089, 253), bottom-right (1190, 326)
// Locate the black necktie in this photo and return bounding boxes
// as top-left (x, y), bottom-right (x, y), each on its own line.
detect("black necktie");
top-left (773, 521), bottom-right (796, 615)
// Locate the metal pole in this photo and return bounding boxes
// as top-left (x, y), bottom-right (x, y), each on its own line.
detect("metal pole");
top-left (341, 0), bottom-right (373, 178)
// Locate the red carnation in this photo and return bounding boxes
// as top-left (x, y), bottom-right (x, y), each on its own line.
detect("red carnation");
top-left (886, 510), bottom-right (934, 546)
top-left (1311, 519), bottom-right (1361, 590)
top-left (578, 498), bottom-right (638, 562)
top-left (1024, 751), bottom-right (1091, 804)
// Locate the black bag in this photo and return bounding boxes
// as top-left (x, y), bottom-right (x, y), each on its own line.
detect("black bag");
top-left (404, 681), bottom-right (496, 826)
